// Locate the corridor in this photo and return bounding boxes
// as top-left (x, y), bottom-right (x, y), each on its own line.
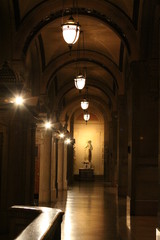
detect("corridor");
top-left (53, 182), bottom-right (157, 240)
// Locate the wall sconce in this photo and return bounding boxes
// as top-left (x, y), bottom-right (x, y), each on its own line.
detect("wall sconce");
top-left (14, 96), bottom-right (24, 106)
top-left (59, 132), bottom-right (65, 139)
top-left (44, 121), bottom-right (52, 129)
top-left (61, 0), bottom-right (80, 49)
top-left (65, 138), bottom-right (71, 144)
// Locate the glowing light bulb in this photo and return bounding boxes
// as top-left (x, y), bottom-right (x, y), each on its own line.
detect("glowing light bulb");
top-left (14, 96), bottom-right (24, 105)
top-left (65, 138), bottom-right (71, 144)
top-left (45, 121), bottom-right (52, 129)
top-left (59, 133), bottom-right (65, 139)
top-left (62, 16), bottom-right (80, 45)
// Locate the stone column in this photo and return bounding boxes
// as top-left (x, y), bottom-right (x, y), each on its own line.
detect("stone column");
top-left (106, 121), bottom-right (113, 183)
top-left (112, 111), bottom-right (118, 186)
top-left (158, 30), bottom-right (160, 224)
top-left (63, 143), bottom-right (68, 190)
top-left (57, 139), bottom-right (64, 190)
top-left (50, 133), bottom-right (57, 202)
top-left (67, 143), bottom-right (74, 185)
top-left (39, 130), bottom-right (52, 203)
top-left (0, 108), bottom-right (36, 232)
top-left (117, 95), bottom-right (128, 196)
top-left (128, 60), bottom-right (158, 215)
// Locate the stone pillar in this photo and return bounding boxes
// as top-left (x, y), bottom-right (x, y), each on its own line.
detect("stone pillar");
top-left (117, 95), bottom-right (128, 196)
top-left (106, 121), bottom-right (113, 183)
top-left (104, 115), bottom-right (109, 182)
top-left (7, 110), bottom-right (36, 206)
top-left (63, 143), bottom-right (68, 190)
top-left (50, 133), bottom-right (57, 202)
top-left (57, 139), bottom-right (68, 192)
top-left (128, 60), bottom-right (158, 215)
top-left (158, 30), bottom-right (160, 224)
top-left (39, 131), bottom-right (52, 203)
top-left (57, 139), bottom-right (64, 190)
top-left (67, 143), bottom-right (74, 185)
top-left (0, 108), bottom-right (36, 232)
top-left (112, 112), bottom-right (118, 186)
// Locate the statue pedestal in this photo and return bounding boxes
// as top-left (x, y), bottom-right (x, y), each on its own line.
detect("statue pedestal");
top-left (79, 168), bottom-right (94, 181)
top-left (82, 161), bottom-right (89, 168)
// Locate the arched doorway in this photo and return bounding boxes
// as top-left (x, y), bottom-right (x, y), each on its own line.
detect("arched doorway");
top-left (73, 111), bottom-right (105, 180)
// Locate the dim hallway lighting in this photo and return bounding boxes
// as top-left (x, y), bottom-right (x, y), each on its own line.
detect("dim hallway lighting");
top-left (81, 98), bottom-right (89, 110)
top-left (44, 121), bottom-right (52, 129)
top-left (61, 0), bottom-right (80, 48)
top-left (65, 138), bottom-right (71, 144)
top-left (74, 74), bottom-right (86, 90)
top-left (74, 31), bottom-right (86, 90)
top-left (83, 112), bottom-right (90, 123)
top-left (59, 133), bottom-right (65, 138)
top-left (14, 96), bottom-right (24, 105)
top-left (61, 16), bottom-right (80, 46)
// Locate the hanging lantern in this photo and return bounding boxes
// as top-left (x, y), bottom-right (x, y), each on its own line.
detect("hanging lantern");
top-left (61, 16), bottom-right (80, 46)
top-left (74, 74), bottom-right (86, 90)
top-left (81, 99), bottom-right (89, 110)
top-left (83, 112), bottom-right (90, 122)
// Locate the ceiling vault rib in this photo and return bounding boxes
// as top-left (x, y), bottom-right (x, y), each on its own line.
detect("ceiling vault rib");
top-left (13, 0), bottom-right (21, 29)
top-left (132, 0), bottom-right (140, 29)
top-left (46, 49), bottom-right (119, 70)
top-left (119, 43), bottom-right (124, 72)
top-left (46, 58), bottom-right (119, 93)
top-left (22, 8), bottom-right (130, 55)
top-left (103, 0), bottom-right (134, 23)
top-left (38, 35), bottom-right (46, 72)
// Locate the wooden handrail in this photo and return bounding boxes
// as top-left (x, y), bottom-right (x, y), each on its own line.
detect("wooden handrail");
top-left (9, 205), bottom-right (64, 240)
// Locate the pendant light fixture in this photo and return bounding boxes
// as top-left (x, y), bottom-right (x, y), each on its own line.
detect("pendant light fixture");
top-left (74, 74), bottom-right (86, 90)
top-left (81, 98), bottom-right (89, 110)
top-left (62, 16), bottom-right (80, 46)
top-left (81, 87), bottom-right (89, 109)
top-left (74, 31), bottom-right (86, 90)
top-left (83, 111), bottom-right (90, 123)
top-left (61, 0), bottom-right (80, 49)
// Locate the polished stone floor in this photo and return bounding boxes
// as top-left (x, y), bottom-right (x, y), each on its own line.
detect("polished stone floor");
top-left (52, 181), bottom-right (158, 240)
top-left (0, 181), bottom-right (157, 240)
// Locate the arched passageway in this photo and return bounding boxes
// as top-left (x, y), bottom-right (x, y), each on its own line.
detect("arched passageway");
top-left (0, 0), bottom-right (159, 238)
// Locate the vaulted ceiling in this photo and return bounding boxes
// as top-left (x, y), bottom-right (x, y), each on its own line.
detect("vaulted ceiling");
top-left (10, 0), bottom-right (145, 124)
